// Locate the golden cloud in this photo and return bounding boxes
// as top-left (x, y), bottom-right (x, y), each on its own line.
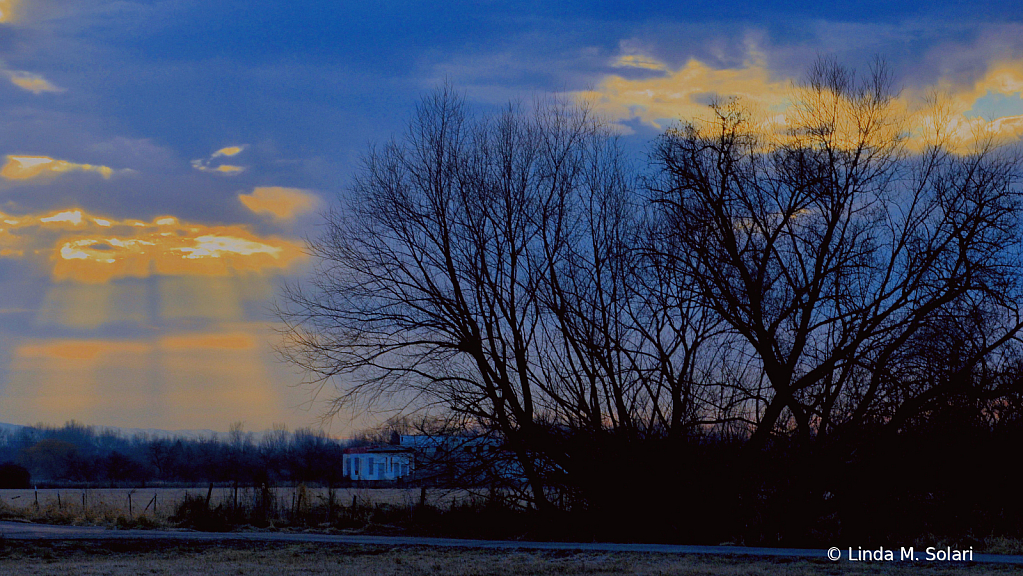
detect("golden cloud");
top-left (613, 54), bottom-right (669, 71)
top-left (0, 207), bottom-right (306, 283)
top-left (6, 330), bottom-right (287, 430)
top-left (578, 54), bottom-right (790, 131)
top-left (190, 163), bottom-right (245, 174)
top-left (160, 332), bottom-right (257, 350)
top-left (7, 71), bottom-right (64, 94)
top-left (16, 339), bottom-right (153, 362)
top-left (903, 60), bottom-right (1023, 151)
top-left (192, 145), bottom-right (248, 174)
top-left (16, 332), bottom-right (258, 360)
top-left (579, 53), bottom-right (1023, 152)
top-left (1, 155), bottom-right (119, 180)
top-left (213, 145), bottom-right (246, 158)
top-left (0, 0), bottom-right (17, 23)
top-left (238, 186), bottom-right (319, 220)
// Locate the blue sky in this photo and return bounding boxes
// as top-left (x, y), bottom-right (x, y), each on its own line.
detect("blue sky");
top-left (1, 1), bottom-right (1023, 435)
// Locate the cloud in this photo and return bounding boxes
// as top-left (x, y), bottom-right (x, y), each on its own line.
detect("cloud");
top-left (902, 60), bottom-right (1023, 149)
top-left (0, 0), bottom-right (17, 23)
top-left (192, 145), bottom-right (248, 175)
top-left (160, 332), bottom-right (256, 350)
top-left (0, 207), bottom-right (306, 283)
top-left (212, 145), bottom-right (246, 158)
top-left (17, 339), bottom-right (152, 361)
top-left (576, 52), bottom-right (790, 132)
top-left (1, 155), bottom-right (123, 180)
top-left (238, 186), bottom-right (319, 220)
top-left (5, 330), bottom-right (284, 431)
top-left (577, 50), bottom-right (1023, 151)
top-left (6, 71), bottom-right (64, 94)
top-left (613, 54), bottom-right (669, 72)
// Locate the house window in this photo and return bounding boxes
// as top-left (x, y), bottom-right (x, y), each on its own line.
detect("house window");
top-left (367, 457), bottom-right (374, 475)
top-left (354, 458), bottom-right (360, 475)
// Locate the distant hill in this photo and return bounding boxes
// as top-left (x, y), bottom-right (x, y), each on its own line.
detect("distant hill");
top-left (0, 422), bottom-right (24, 435)
top-left (0, 421), bottom-right (227, 441)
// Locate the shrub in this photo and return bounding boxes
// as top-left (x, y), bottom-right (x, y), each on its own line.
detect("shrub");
top-left (0, 462), bottom-right (30, 489)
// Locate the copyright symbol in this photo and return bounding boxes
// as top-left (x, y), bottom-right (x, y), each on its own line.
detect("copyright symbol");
top-left (827, 547), bottom-right (841, 561)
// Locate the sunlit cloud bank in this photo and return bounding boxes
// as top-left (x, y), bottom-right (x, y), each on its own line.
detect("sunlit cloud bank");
top-left (4, 330), bottom-right (291, 431)
top-left (1, 155), bottom-right (123, 180)
top-left (578, 53), bottom-right (1023, 150)
top-left (192, 145), bottom-right (248, 175)
top-left (0, 207), bottom-right (305, 283)
top-left (6, 71), bottom-right (64, 94)
top-left (16, 332), bottom-right (258, 360)
top-left (238, 186), bottom-right (319, 220)
top-left (0, 0), bottom-right (17, 23)
top-left (577, 53), bottom-right (790, 131)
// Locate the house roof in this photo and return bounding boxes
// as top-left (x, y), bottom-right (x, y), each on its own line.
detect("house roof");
top-left (343, 445), bottom-right (413, 455)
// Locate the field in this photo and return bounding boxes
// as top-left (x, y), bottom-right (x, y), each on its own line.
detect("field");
top-left (2, 540), bottom-right (1021, 576)
top-left (0, 487), bottom-right (472, 526)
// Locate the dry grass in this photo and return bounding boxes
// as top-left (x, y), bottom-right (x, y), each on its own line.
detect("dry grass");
top-left (1, 488), bottom-right (467, 514)
top-left (0, 540), bottom-right (1020, 576)
top-left (0, 487), bottom-right (473, 529)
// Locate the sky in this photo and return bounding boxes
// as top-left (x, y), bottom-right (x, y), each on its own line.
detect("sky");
top-left (1, 1), bottom-right (1023, 435)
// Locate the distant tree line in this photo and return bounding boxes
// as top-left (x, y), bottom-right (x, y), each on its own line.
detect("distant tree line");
top-left (277, 59), bottom-right (1023, 545)
top-left (0, 421), bottom-right (351, 488)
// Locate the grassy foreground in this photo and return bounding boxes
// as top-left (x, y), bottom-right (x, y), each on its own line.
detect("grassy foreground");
top-left (0, 540), bottom-right (1020, 576)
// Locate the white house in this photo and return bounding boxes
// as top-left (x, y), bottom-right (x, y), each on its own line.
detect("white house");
top-left (342, 445), bottom-right (414, 482)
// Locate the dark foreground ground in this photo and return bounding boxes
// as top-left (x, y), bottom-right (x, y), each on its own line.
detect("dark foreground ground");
top-left (2, 539), bottom-right (1023, 576)
top-left (3, 537), bottom-right (1023, 575)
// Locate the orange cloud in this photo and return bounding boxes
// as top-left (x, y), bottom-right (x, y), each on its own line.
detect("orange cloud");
top-left (17, 331), bottom-right (257, 360)
top-left (0, 207), bottom-right (306, 283)
top-left (213, 145), bottom-right (246, 157)
top-left (6, 71), bottom-right (64, 94)
top-left (903, 60), bottom-right (1023, 151)
top-left (192, 145), bottom-right (247, 174)
top-left (5, 330), bottom-right (288, 430)
top-left (238, 186), bottom-right (319, 220)
top-left (17, 339), bottom-right (153, 362)
top-left (1, 155), bottom-right (119, 180)
top-left (613, 54), bottom-right (669, 71)
top-left (0, 0), bottom-right (17, 23)
top-left (578, 53), bottom-right (789, 132)
top-left (579, 52), bottom-right (1023, 152)
top-left (160, 332), bottom-right (257, 350)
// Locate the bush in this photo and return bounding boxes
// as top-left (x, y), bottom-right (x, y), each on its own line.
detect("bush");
top-left (0, 462), bottom-right (30, 489)
top-left (169, 494), bottom-right (233, 532)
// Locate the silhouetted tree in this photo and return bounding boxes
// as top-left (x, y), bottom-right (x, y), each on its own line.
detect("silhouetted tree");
top-left (0, 462), bottom-right (30, 489)
top-left (278, 64), bottom-right (1023, 528)
top-left (649, 58), bottom-right (1023, 450)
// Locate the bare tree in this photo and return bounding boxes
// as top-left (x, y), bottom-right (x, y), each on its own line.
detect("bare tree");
top-left (276, 86), bottom-right (680, 509)
top-left (279, 65), bottom-right (1023, 525)
top-left (649, 58), bottom-right (1023, 450)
